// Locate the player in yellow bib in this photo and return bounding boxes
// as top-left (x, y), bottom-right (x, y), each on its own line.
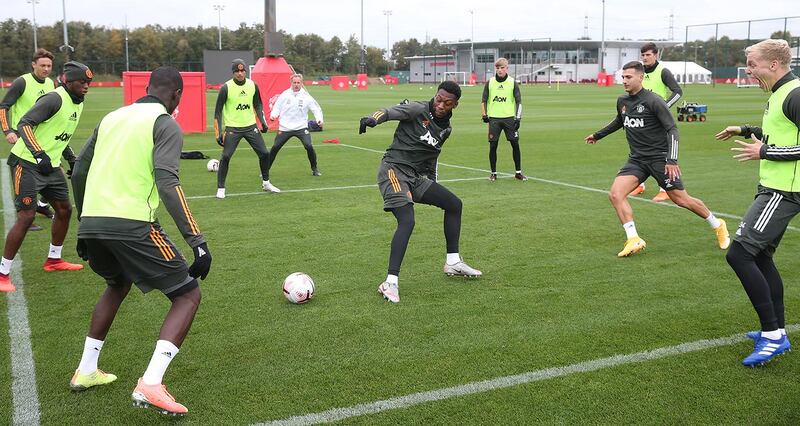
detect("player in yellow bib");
top-left (0, 48), bottom-right (59, 231)
top-left (0, 61), bottom-right (92, 293)
top-left (715, 39), bottom-right (798, 366)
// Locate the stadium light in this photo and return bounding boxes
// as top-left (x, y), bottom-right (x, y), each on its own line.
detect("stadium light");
top-left (27, 0), bottom-right (39, 51)
top-left (600, 0), bottom-right (605, 72)
top-left (58, 0), bottom-right (74, 59)
top-left (383, 10), bottom-right (392, 62)
top-left (213, 4), bottom-right (225, 50)
top-left (468, 9), bottom-right (475, 73)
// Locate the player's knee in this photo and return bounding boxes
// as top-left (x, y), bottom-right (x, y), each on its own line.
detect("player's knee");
top-left (447, 197), bottom-right (463, 213)
top-left (608, 190), bottom-right (624, 204)
top-left (726, 241), bottom-right (753, 267)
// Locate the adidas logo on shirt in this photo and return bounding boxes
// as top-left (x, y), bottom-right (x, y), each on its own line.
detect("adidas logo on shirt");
top-left (240, 90), bottom-right (247, 96)
top-left (68, 112), bottom-right (78, 121)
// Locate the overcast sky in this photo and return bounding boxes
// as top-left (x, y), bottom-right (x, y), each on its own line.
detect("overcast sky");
top-left (5, 1), bottom-right (800, 51)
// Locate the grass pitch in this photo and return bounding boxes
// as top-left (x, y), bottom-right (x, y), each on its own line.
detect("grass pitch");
top-left (1, 82), bottom-right (798, 424)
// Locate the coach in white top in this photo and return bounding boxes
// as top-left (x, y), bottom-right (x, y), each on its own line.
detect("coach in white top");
top-left (269, 74), bottom-right (325, 176)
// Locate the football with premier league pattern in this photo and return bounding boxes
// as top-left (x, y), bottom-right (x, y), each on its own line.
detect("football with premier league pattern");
top-left (283, 272), bottom-right (315, 304)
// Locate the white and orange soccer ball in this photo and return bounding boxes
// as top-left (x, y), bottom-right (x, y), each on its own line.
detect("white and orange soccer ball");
top-left (283, 272), bottom-right (315, 304)
top-left (206, 159), bottom-right (219, 172)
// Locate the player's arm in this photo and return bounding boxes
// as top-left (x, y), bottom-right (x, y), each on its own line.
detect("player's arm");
top-left (152, 115), bottom-right (206, 248)
top-left (308, 94), bottom-right (323, 126)
top-left (153, 115), bottom-right (211, 279)
top-left (588, 98), bottom-right (624, 142)
top-left (513, 82), bottom-right (522, 128)
top-left (0, 77), bottom-right (26, 139)
top-left (661, 68), bottom-right (683, 108)
top-left (71, 126), bottom-right (99, 219)
top-left (653, 97), bottom-right (679, 164)
top-left (359, 102), bottom-right (424, 133)
top-left (213, 84), bottom-right (227, 144)
top-left (269, 93), bottom-right (285, 121)
top-left (481, 82), bottom-right (490, 121)
top-left (252, 85), bottom-right (269, 131)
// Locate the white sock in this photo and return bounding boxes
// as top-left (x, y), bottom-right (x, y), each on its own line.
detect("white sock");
top-left (762, 330), bottom-right (782, 340)
top-left (659, 188), bottom-right (666, 193)
top-left (705, 213), bottom-right (721, 229)
top-left (78, 337), bottom-right (105, 374)
top-left (263, 180), bottom-right (270, 186)
top-left (48, 244), bottom-right (62, 259)
top-left (385, 274), bottom-right (398, 285)
top-left (142, 340), bottom-right (179, 385)
top-left (37, 200), bottom-right (48, 208)
top-left (515, 170), bottom-right (522, 174)
top-left (446, 253), bottom-right (461, 265)
top-left (623, 222), bottom-right (638, 239)
top-left (0, 257), bottom-right (13, 275)
top-left (779, 328), bottom-right (787, 336)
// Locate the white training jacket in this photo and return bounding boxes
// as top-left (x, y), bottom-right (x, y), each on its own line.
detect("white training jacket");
top-left (269, 88), bottom-right (324, 131)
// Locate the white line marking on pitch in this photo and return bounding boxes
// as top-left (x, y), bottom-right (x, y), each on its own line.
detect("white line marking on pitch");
top-left (1, 160), bottom-right (41, 426)
top-left (255, 325), bottom-right (798, 426)
top-left (191, 143), bottom-right (798, 232)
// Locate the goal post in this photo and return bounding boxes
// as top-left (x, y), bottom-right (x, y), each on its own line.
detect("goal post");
top-left (442, 71), bottom-right (467, 85)
top-left (736, 67), bottom-right (759, 88)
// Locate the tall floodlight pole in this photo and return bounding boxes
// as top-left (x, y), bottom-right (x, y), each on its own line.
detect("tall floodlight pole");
top-left (124, 15), bottom-right (130, 71)
top-left (59, 0), bottom-right (74, 60)
top-left (600, 0), bottom-right (606, 72)
top-left (213, 5), bottom-right (225, 50)
top-left (28, 0), bottom-right (40, 51)
top-left (359, 0), bottom-right (366, 73)
top-left (383, 10), bottom-right (392, 62)
top-left (469, 9), bottom-right (475, 73)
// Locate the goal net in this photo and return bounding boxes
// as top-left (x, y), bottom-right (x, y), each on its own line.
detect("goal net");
top-left (736, 67), bottom-right (759, 88)
top-left (442, 71), bottom-right (467, 85)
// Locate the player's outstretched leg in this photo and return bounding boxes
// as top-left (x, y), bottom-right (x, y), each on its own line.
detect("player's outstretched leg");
top-left (666, 189), bottom-right (729, 249)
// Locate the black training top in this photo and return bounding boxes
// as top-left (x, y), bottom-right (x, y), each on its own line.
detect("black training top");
top-left (593, 88), bottom-right (680, 164)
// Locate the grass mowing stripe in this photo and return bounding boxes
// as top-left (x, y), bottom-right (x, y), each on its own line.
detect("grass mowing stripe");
top-left (257, 325), bottom-right (798, 426)
top-left (1, 160), bottom-right (41, 426)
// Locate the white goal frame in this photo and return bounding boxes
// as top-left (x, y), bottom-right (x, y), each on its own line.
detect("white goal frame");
top-left (736, 67), bottom-right (759, 88)
top-left (442, 71), bottom-right (467, 85)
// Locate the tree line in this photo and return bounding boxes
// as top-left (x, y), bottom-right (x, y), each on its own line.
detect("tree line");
top-left (0, 18), bottom-right (451, 79)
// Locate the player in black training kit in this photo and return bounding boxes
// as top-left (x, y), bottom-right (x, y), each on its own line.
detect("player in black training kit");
top-left (585, 61), bottom-right (729, 257)
top-left (359, 81), bottom-right (481, 303)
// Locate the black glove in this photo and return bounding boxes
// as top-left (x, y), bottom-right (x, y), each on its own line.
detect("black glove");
top-left (260, 125), bottom-right (268, 134)
top-left (66, 160), bottom-right (75, 178)
top-left (514, 118), bottom-right (521, 131)
top-left (359, 117), bottom-right (377, 134)
top-left (188, 242), bottom-right (212, 280)
top-left (76, 238), bottom-right (88, 261)
top-left (481, 115), bottom-right (490, 123)
top-left (34, 151), bottom-right (53, 175)
top-left (216, 134), bottom-right (224, 147)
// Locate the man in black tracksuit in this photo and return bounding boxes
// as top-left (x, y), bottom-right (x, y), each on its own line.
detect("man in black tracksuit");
top-left (358, 81), bottom-right (482, 304)
top-left (585, 61), bottom-right (729, 257)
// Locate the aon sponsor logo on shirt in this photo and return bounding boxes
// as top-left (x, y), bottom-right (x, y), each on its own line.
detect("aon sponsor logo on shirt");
top-left (419, 130), bottom-right (440, 147)
top-left (54, 132), bottom-right (72, 141)
top-left (623, 116), bottom-right (645, 128)
top-left (236, 104), bottom-right (251, 111)
top-left (492, 95), bottom-right (507, 102)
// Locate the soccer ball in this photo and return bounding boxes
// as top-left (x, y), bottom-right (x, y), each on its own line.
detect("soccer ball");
top-left (283, 272), bottom-right (315, 304)
top-left (206, 159), bottom-right (219, 172)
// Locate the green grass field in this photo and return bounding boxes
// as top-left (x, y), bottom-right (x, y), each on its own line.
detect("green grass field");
top-left (1, 82), bottom-right (798, 425)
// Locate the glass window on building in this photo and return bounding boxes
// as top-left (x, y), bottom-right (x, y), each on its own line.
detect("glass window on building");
top-left (476, 53), bottom-right (495, 63)
top-left (503, 52), bottom-right (521, 64)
